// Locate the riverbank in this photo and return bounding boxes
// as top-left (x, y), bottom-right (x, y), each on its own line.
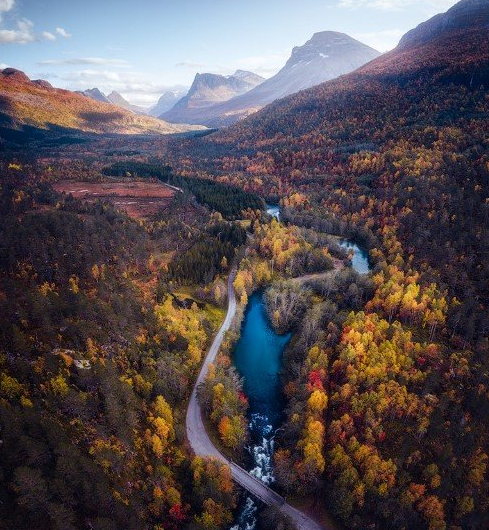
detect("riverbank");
top-left (185, 267), bottom-right (326, 530)
top-left (187, 204), bottom-right (373, 529)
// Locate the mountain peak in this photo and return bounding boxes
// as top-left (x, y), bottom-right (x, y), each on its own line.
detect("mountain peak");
top-left (160, 31), bottom-right (379, 127)
top-left (107, 90), bottom-right (127, 105)
top-left (147, 87), bottom-right (188, 117)
top-left (162, 69), bottom-right (264, 119)
top-left (287, 31), bottom-right (379, 69)
top-left (82, 88), bottom-right (110, 103)
top-left (310, 30), bottom-right (352, 43)
top-left (1, 68), bottom-right (31, 83)
top-left (32, 79), bottom-right (53, 89)
top-left (106, 90), bottom-right (147, 114)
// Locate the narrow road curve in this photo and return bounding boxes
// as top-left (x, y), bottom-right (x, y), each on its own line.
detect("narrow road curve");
top-left (186, 269), bottom-right (324, 530)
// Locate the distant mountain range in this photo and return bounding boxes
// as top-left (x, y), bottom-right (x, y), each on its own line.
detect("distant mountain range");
top-left (0, 68), bottom-right (204, 137)
top-left (77, 86), bottom-right (190, 117)
top-left (24, 31), bottom-right (380, 130)
top-left (162, 32), bottom-right (380, 127)
top-left (78, 88), bottom-right (147, 114)
top-left (161, 70), bottom-right (264, 124)
top-left (148, 88), bottom-right (188, 117)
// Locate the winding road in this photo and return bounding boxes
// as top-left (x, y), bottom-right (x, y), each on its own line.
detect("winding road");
top-left (186, 269), bottom-right (324, 530)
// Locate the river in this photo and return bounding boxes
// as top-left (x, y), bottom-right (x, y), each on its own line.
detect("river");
top-left (229, 210), bottom-right (370, 529)
top-left (266, 204), bottom-right (280, 221)
top-left (338, 239), bottom-right (370, 275)
top-left (230, 291), bottom-right (291, 529)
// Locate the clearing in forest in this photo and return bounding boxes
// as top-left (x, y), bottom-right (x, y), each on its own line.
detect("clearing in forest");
top-left (53, 179), bottom-right (176, 219)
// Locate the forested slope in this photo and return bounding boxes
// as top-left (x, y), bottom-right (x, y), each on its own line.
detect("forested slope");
top-left (0, 163), bottom-right (245, 530)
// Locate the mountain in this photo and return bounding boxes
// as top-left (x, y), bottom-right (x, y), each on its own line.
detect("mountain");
top-left (106, 90), bottom-right (147, 114)
top-left (399, 0), bottom-right (488, 48)
top-left (78, 88), bottom-right (147, 114)
top-left (161, 70), bottom-right (264, 124)
top-left (79, 87), bottom-right (111, 103)
top-left (0, 68), bottom-right (205, 138)
top-left (167, 32), bottom-right (380, 127)
top-left (210, 0), bottom-right (489, 146)
top-left (229, 31), bottom-right (380, 109)
top-left (148, 88), bottom-right (188, 117)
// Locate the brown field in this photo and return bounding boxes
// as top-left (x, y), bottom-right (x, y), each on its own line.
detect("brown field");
top-left (53, 180), bottom-right (176, 219)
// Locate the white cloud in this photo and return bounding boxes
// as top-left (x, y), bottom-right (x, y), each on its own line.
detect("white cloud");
top-left (0, 61), bottom-right (9, 68)
top-left (338, 0), bottom-right (458, 11)
top-left (0, 0), bottom-right (34, 44)
top-left (39, 57), bottom-right (131, 67)
top-left (42, 31), bottom-right (56, 41)
top-left (55, 27), bottom-right (71, 38)
top-left (0, 18), bottom-right (34, 44)
top-left (353, 28), bottom-right (405, 52)
top-left (0, 0), bottom-right (14, 22)
top-left (0, 1), bottom-right (70, 45)
top-left (62, 69), bottom-right (124, 83)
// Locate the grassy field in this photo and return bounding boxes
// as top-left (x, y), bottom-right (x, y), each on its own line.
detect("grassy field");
top-left (53, 179), bottom-right (176, 219)
top-left (173, 286), bottom-right (226, 333)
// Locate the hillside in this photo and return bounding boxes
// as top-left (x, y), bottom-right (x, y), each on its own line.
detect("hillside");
top-left (161, 70), bottom-right (264, 124)
top-left (0, 69), bottom-right (204, 137)
top-left (171, 32), bottom-right (380, 127)
top-left (191, 0), bottom-right (489, 307)
top-left (211, 3), bottom-right (488, 146)
top-left (0, 163), bottom-right (246, 530)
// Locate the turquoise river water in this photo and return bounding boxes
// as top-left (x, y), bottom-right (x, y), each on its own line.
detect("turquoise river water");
top-left (230, 215), bottom-right (370, 529)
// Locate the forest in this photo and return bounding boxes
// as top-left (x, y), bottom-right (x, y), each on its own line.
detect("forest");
top-left (103, 160), bottom-right (264, 219)
top-left (141, 12), bottom-right (489, 530)
top-left (2, 2), bottom-right (489, 530)
top-left (0, 163), bottom-right (248, 530)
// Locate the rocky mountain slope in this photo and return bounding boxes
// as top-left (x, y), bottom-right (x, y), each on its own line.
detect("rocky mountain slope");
top-left (211, 0), bottom-right (489, 145)
top-left (168, 32), bottom-right (380, 127)
top-left (161, 70), bottom-right (264, 124)
top-left (77, 87), bottom-right (110, 103)
top-left (148, 88), bottom-right (188, 117)
top-left (78, 88), bottom-right (146, 114)
top-left (106, 90), bottom-right (146, 114)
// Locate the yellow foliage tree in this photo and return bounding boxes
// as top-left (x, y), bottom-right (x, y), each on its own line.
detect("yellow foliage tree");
top-left (307, 389), bottom-right (328, 416)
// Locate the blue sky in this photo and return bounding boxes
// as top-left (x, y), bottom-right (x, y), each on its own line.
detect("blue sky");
top-left (0, 0), bottom-right (459, 106)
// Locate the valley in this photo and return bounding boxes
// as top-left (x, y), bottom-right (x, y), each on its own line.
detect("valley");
top-left (1, 1), bottom-right (489, 530)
